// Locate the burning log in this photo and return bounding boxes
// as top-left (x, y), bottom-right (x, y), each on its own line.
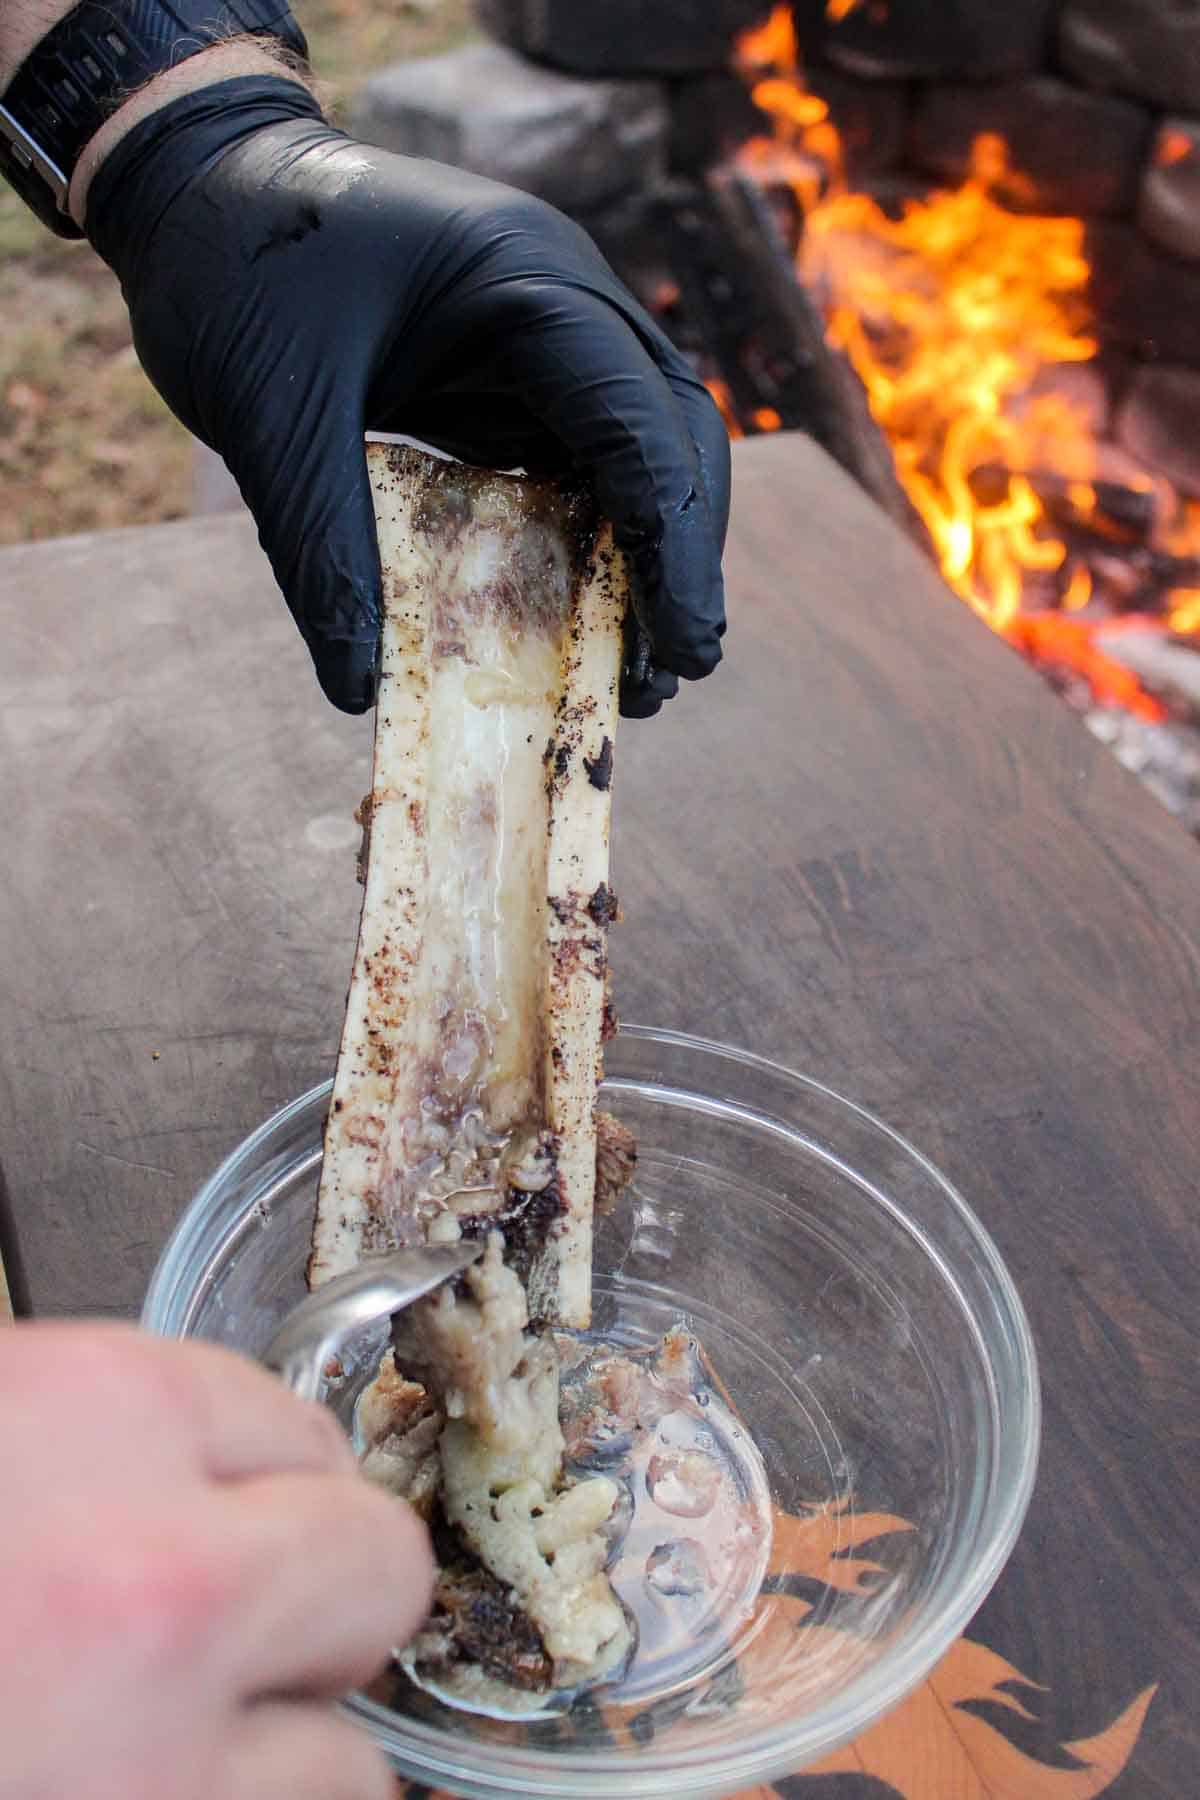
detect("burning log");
top-left (1085, 546), bottom-right (1200, 615)
top-left (965, 462), bottom-right (1160, 547)
top-left (959, 460), bottom-right (1200, 615)
top-left (651, 165), bottom-right (933, 554)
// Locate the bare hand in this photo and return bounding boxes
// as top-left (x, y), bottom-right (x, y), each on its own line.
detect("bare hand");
top-left (0, 1322), bottom-right (433, 1799)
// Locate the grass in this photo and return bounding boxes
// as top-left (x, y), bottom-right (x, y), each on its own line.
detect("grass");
top-left (0, 0), bottom-right (475, 546)
top-left (306, 0), bottom-right (476, 108)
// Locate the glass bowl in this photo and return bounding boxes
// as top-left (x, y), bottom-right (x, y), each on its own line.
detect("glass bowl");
top-left (142, 1025), bottom-right (1039, 1798)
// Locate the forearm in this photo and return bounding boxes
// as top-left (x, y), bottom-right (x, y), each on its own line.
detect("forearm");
top-left (0, 0), bottom-right (72, 86)
top-left (71, 39), bottom-right (304, 223)
top-left (0, 1), bottom-right (308, 226)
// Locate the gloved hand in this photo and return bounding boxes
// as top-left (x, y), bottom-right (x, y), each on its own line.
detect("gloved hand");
top-left (86, 76), bottom-right (730, 717)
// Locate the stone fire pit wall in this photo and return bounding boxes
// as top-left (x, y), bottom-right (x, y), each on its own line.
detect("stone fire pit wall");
top-left (352, 0), bottom-right (1200, 498)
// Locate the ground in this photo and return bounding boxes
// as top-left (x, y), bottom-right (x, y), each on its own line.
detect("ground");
top-left (0, 0), bottom-right (475, 546)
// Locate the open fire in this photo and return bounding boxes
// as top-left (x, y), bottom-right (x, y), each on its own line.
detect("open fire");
top-left (353, 0), bottom-right (1200, 835)
top-left (732, 4), bottom-right (1200, 730)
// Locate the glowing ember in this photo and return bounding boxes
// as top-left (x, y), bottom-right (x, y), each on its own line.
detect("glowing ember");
top-left (733, 7), bottom-right (1200, 720)
top-left (1006, 615), bottom-right (1166, 722)
top-left (1156, 129), bottom-right (1194, 170)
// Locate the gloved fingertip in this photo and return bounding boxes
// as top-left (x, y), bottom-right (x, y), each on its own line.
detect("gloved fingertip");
top-left (619, 690), bottom-right (664, 721)
top-left (643, 544), bottom-right (727, 680)
top-left (659, 631), bottom-right (724, 683)
top-left (619, 662), bottom-right (678, 719)
top-left (313, 637), bottom-right (379, 714)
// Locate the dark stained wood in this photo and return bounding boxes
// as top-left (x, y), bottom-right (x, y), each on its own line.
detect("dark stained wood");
top-left (1, 434), bottom-right (1197, 1795)
top-left (0, 516), bottom-right (371, 1316)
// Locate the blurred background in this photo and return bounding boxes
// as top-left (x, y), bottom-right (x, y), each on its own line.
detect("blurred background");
top-left (0, 0), bottom-right (474, 545)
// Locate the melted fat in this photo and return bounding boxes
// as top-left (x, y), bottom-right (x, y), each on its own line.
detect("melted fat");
top-left (378, 523), bottom-right (566, 1232)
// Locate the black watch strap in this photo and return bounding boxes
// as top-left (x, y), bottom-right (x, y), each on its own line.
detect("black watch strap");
top-left (0, 0), bottom-right (308, 238)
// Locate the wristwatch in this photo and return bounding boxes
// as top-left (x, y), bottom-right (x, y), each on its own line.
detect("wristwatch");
top-left (0, 0), bottom-right (308, 237)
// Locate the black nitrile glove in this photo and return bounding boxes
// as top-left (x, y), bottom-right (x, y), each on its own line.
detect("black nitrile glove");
top-left (87, 77), bottom-right (730, 717)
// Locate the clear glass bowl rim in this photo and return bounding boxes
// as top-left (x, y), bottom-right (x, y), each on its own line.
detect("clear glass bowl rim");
top-left (142, 1023), bottom-right (1041, 1798)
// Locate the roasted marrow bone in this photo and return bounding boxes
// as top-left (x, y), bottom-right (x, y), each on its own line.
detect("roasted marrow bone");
top-left (312, 442), bottom-right (627, 1329)
top-left (313, 444), bottom-right (634, 1696)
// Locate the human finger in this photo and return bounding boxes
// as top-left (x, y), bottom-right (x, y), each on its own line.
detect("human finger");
top-left (159, 1340), bottom-right (358, 1484)
top-left (619, 621), bottom-right (680, 719)
top-left (512, 291), bottom-right (724, 680)
top-left (423, 275), bottom-right (725, 686)
top-left (218, 1471), bottom-right (434, 1697)
top-left (0, 1325), bottom-right (356, 1487)
top-left (226, 1700), bottom-right (394, 1800)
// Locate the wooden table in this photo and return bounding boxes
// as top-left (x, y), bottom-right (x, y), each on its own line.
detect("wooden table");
top-left (1, 434), bottom-right (1196, 1797)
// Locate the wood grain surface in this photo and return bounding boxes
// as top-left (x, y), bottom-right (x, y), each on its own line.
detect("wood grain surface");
top-left (1, 434), bottom-right (1197, 1796)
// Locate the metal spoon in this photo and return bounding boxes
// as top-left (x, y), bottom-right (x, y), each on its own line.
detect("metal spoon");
top-left (262, 1240), bottom-right (483, 1402)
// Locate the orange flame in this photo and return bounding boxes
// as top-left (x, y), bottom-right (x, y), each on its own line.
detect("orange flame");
top-left (798, 134), bottom-right (1096, 634)
top-left (737, 4), bottom-right (797, 69)
top-left (750, 78), bottom-right (828, 129)
top-left (705, 377), bottom-right (744, 439)
top-left (1164, 500), bottom-right (1200, 633)
top-left (1170, 591), bottom-right (1200, 633)
top-left (1061, 563), bottom-right (1093, 612)
top-left (1005, 615), bottom-right (1166, 721)
top-left (732, 10), bottom-right (1200, 716)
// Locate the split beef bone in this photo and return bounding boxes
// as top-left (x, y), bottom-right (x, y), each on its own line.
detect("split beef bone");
top-left (311, 444), bottom-right (627, 1330)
